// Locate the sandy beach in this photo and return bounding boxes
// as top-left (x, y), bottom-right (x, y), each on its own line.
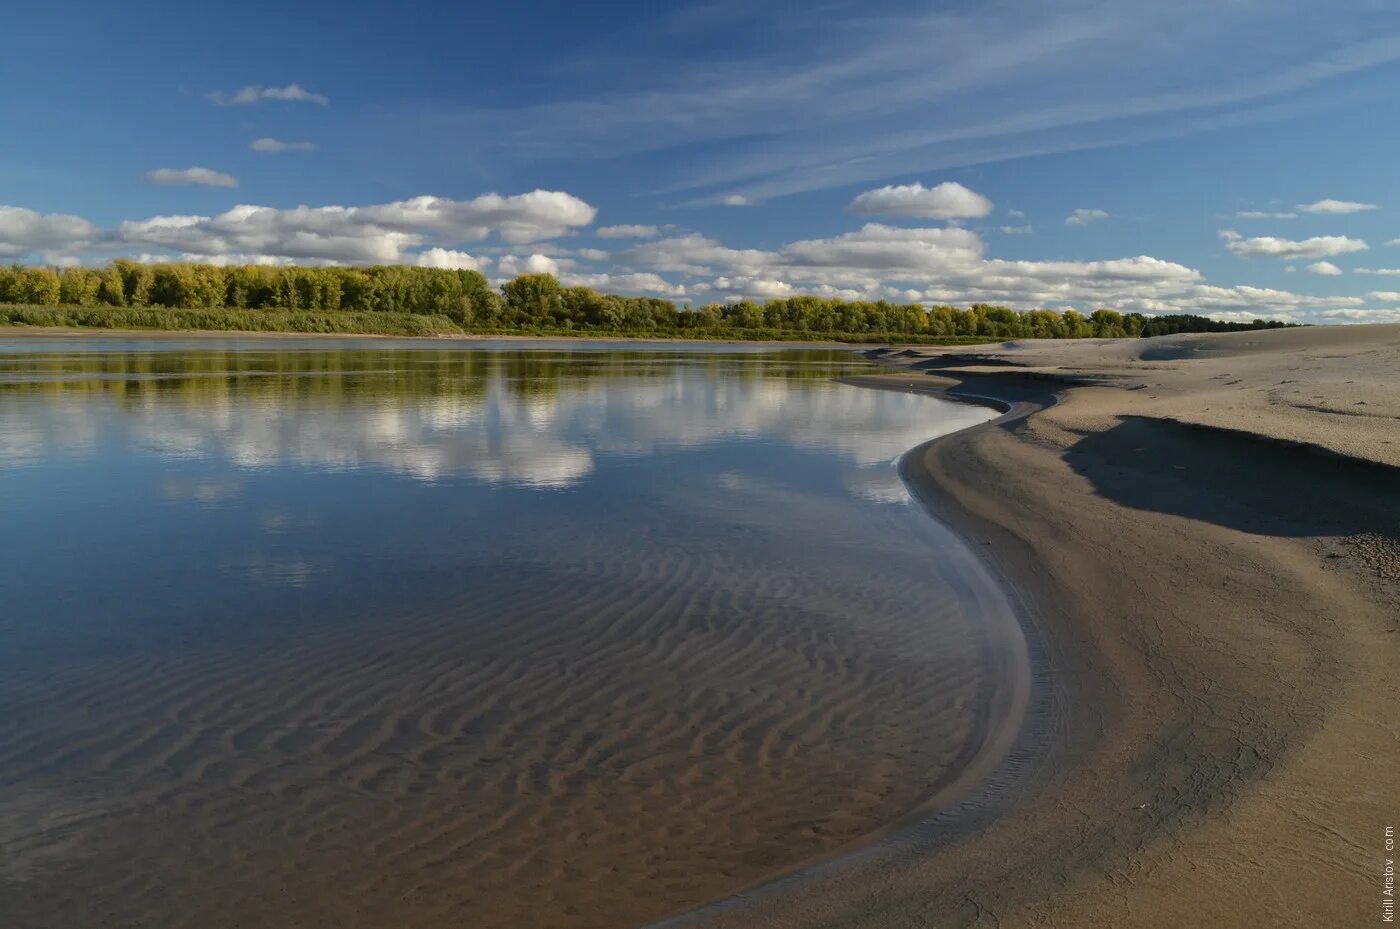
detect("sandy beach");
top-left (667, 323), bottom-right (1400, 928)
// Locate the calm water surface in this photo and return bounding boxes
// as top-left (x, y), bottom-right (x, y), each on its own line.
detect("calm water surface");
top-left (0, 338), bottom-right (1012, 929)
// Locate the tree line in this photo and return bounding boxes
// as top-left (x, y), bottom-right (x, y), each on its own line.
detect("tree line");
top-left (0, 261), bottom-right (1295, 340)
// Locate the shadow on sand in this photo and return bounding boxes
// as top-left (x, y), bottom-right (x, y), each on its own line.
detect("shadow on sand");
top-left (1066, 415), bottom-right (1400, 539)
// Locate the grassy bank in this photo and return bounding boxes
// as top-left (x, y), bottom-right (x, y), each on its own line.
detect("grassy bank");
top-left (0, 304), bottom-right (1010, 344)
top-left (0, 304), bottom-right (465, 337)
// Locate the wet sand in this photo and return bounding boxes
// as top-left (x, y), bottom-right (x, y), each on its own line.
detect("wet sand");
top-left (668, 324), bottom-right (1399, 928)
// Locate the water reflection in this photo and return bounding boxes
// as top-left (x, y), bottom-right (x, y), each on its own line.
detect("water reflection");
top-left (0, 343), bottom-right (990, 491)
top-left (0, 337), bottom-right (1013, 929)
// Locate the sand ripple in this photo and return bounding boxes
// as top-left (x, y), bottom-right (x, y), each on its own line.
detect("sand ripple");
top-left (0, 521), bottom-right (1004, 929)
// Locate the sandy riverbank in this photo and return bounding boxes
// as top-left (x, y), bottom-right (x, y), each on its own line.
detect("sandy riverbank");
top-left (667, 324), bottom-right (1399, 928)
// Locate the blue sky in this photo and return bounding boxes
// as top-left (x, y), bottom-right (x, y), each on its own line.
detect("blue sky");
top-left (5, 0), bottom-right (1400, 322)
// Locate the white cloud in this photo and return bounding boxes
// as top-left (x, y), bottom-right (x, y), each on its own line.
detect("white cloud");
top-left (627, 224), bottom-right (1206, 310)
top-left (1356, 267), bottom-right (1400, 275)
top-left (710, 277), bottom-right (795, 300)
top-left (999, 225), bottom-right (1032, 234)
top-left (563, 272), bottom-right (686, 297)
top-left (207, 84), bottom-right (329, 106)
top-left (367, 191), bottom-right (597, 244)
top-left (783, 223), bottom-right (986, 272)
top-left (720, 194), bottom-right (753, 207)
top-left (848, 181), bottom-right (993, 220)
top-left (1297, 198), bottom-right (1378, 215)
top-left (1316, 308), bottom-right (1400, 323)
top-left (108, 191), bottom-right (594, 265)
top-left (1305, 260), bottom-right (1343, 275)
top-left (143, 167), bottom-right (239, 188)
top-left (1007, 209), bottom-right (1025, 218)
top-left (596, 224), bottom-right (659, 238)
top-left (616, 221), bottom-right (1384, 322)
top-left (1065, 208), bottom-right (1108, 226)
top-left (1236, 210), bottom-right (1296, 219)
top-left (497, 253), bottom-right (563, 277)
top-left (1219, 229), bottom-right (1368, 259)
top-left (119, 187), bottom-right (596, 263)
top-left (1367, 291), bottom-right (1400, 301)
top-left (250, 138), bottom-right (316, 153)
top-left (0, 206), bottom-right (100, 257)
top-left (415, 248), bottom-right (485, 271)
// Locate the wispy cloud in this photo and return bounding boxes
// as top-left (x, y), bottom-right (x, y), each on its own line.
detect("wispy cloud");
top-left (250, 138), bottom-right (316, 153)
top-left (143, 167), bottom-right (239, 188)
top-left (435, 3), bottom-right (1400, 203)
top-left (1297, 198), bottom-right (1378, 215)
top-left (1220, 229), bottom-right (1368, 259)
top-left (1065, 208), bottom-right (1108, 226)
top-left (1236, 210), bottom-right (1297, 219)
top-left (207, 84), bottom-right (329, 106)
top-left (596, 224), bottom-right (659, 239)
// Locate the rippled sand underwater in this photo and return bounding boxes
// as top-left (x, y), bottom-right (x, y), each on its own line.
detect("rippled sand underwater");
top-left (0, 339), bottom-right (1010, 929)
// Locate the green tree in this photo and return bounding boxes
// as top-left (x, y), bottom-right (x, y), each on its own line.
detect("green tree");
top-left (501, 274), bottom-right (562, 322)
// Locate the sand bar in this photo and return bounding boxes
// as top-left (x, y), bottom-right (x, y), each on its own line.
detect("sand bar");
top-left (669, 323), bottom-right (1400, 928)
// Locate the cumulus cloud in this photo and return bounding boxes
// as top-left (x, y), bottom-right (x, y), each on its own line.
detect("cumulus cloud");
top-left (1236, 210), bottom-right (1296, 219)
top-left (143, 167), bottom-right (239, 188)
top-left (1065, 208), bottom-right (1109, 226)
top-left (719, 194), bottom-right (753, 207)
top-left (0, 206), bottom-right (101, 257)
top-left (415, 248), bottom-right (485, 271)
top-left (596, 224), bottom-right (659, 239)
top-left (1219, 229), bottom-right (1368, 259)
top-left (999, 225), bottom-right (1032, 234)
top-left (563, 272), bottom-right (687, 297)
top-left (111, 190), bottom-right (596, 265)
top-left (1367, 291), bottom-right (1400, 302)
top-left (496, 253), bottom-right (564, 277)
top-left (1305, 261), bottom-right (1343, 275)
top-left (626, 223), bottom-right (1206, 309)
top-left (848, 181), bottom-right (993, 220)
top-left (710, 277), bottom-right (795, 300)
top-left (1316, 308), bottom-right (1400, 324)
top-left (1296, 198), bottom-right (1378, 215)
top-left (250, 138), bottom-right (316, 153)
top-left (207, 84), bottom-right (329, 106)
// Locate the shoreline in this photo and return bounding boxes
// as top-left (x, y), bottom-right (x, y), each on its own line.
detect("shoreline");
top-left (0, 324), bottom-right (867, 348)
top-left (667, 328), bottom-right (1399, 928)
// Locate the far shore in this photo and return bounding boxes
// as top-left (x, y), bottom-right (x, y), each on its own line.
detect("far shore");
top-left (666, 324), bottom-right (1400, 928)
top-left (0, 324), bottom-right (866, 348)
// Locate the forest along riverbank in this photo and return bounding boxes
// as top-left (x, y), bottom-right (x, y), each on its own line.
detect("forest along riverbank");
top-left (666, 324), bottom-right (1399, 929)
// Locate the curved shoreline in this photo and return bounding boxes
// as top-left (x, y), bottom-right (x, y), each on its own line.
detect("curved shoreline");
top-left (664, 336), bottom-right (1398, 928)
top-left (652, 374), bottom-right (1063, 928)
